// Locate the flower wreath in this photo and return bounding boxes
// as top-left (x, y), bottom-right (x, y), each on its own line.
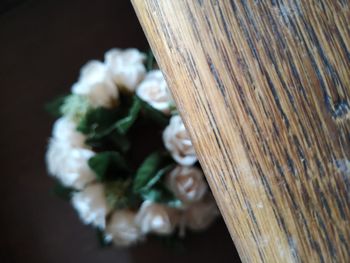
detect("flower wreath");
top-left (45, 48), bottom-right (219, 247)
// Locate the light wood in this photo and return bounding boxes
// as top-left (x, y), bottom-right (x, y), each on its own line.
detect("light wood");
top-left (132, 1), bottom-right (350, 262)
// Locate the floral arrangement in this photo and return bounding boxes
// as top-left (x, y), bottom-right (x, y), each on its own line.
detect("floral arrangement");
top-left (45, 48), bottom-right (219, 247)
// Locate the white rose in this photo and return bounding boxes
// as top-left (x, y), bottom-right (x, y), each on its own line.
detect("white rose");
top-left (104, 48), bottom-right (146, 92)
top-left (52, 117), bottom-right (86, 148)
top-left (45, 139), bottom-right (96, 189)
top-left (135, 201), bottom-right (179, 235)
top-left (72, 60), bottom-right (118, 108)
top-left (71, 183), bottom-right (110, 229)
top-left (163, 115), bottom-right (197, 166)
top-left (136, 70), bottom-right (174, 114)
top-left (105, 210), bottom-right (143, 246)
top-left (46, 139), bottom-right (70, 178)
top-left (184, 195), bottom-right (219, 231)
top-left (166, 166), bottom-right (207, 204)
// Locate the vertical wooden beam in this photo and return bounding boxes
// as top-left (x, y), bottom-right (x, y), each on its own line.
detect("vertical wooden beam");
top-left (132, 1), bottom-right (350, 262)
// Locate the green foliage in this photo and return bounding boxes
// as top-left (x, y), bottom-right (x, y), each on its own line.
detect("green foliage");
top-left (76, 96), bottom-right (144, 152)
top-left (132, 152), bottom-right (181, 207)
top-left (138, 98), bottom-right (169, 127)
top-left (132, 152), bottom-right (164, 193)
top-left (140, 186), bottom-right (182, 208)
top-left (105, 180), bottom-right (132, 210)
top-left (88, 151), bottom-right (130, 181)
top-left (107, 130), bottom-right (131, 153)
top-left (115, 96), bottom-right (141, 134)
top-left (141, 164), bottom-right (174, 191)
top-left (77, 106), bottom-right (121, 135)
top-left (45, 94), bottom-right (68, 118)
top-left (76, 106), bottom-right (132, 152)
top-left (85, 130), bottom-right (130, 153)
top-left (61, 94), bottom-right (90, 122)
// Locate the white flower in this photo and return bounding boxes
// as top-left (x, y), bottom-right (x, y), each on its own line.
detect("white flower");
top-left (184, 195), bottom-right (219, 231)
top-left (46, 117), bottom-right (96, 189)
top-left (72, 60), bottom-right (118, 108)
top-left (52, 117), bottom-right (86, 148)
top-left (163, 115), bottom-right (197, 166)
top-left (46, 139), bottom-right (70, 177)
top-left (166, 166), bottom-right (207, 204)
top-left (71, 183), bottom-right (110, 229)
top-left (136, 70), bottom-right (174, 114)
top-left (46, 139), bottom-right (96, 189)
top-left (105, 210), bottom-right (143, 246)
top-left (135, 201), bottom-right (179, 235)
top-left (104, 48), bottom-right (146, 92)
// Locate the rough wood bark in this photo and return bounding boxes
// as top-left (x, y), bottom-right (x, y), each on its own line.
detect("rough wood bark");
top-left (132, 1), bottom-right (350, 262)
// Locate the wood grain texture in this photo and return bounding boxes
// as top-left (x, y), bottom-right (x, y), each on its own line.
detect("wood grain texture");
top-left (132, 1), bottom-right (350, 262)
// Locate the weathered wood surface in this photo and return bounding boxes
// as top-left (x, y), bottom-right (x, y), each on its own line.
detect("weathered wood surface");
top-left (132, 1), bottom-right (350, 262)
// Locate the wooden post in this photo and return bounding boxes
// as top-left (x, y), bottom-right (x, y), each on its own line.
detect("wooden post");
top-left (131, 1), bottom-right (350, 262)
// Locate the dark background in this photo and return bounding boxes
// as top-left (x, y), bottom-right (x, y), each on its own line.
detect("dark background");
top-left (0, 0), bottom-right (239, 262)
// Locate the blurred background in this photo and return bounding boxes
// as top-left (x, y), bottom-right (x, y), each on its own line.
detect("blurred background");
top-left (0, 0), bottom-right (239, 262)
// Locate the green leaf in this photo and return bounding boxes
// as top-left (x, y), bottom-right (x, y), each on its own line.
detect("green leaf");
top-left (77, 107), bottom-right (121, 135)
top-left (115, 96), bottom-right (141, 134)
top-left (108, 130), bottom-right (131, 152)
top-left (51, 181), bottom-right (75, 201)
top-left (105, 180), bottom-right (131, 210)
top-left (77, 106), bottom-right (132, 152)
top-left (140, 188), bottom-right (162, 202)
top-left (85, 130), bottom-right (131, 153)
top-left (140, 186), bottom-right (183, 208)
top-left (133, 153), bottom-right (181, 207)
top-left (143, 164), bottom-right (174, 191)
top-left (60, 94), bottom-right (90, 122)
top-left (132, 152), bottom-right (163, 193)
top-left (138, 98), bottom-right (169, 127)
top-left (88, 151), bottom-right (129, 181)
top-left (45, 94), bottom-right (68, 117)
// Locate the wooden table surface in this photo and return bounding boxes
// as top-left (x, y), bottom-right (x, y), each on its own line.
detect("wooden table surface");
top-left (0, 0), bottom-right (238, 262)
top-left (132, 1), bottom-right (350, 262)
